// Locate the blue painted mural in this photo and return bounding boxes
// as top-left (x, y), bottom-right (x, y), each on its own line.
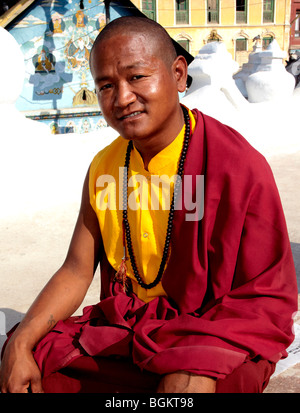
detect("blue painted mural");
top-left (7, 0), bottom-right (132, 133)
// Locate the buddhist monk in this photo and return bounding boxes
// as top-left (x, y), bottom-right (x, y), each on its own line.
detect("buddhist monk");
top-left (0, 16), bottom-right (297, 393)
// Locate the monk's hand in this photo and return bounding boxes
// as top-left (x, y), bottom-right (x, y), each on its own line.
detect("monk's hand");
top-left (157, 371), bottom-right (216, 393)
top-left (0, 340), bottom-right (44, 393)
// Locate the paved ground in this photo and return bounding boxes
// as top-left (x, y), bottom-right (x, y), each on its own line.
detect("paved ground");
top-left (0, 150), bottom-right (299, 392)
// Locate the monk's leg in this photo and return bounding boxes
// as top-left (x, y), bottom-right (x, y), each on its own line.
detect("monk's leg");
top-left (3, 327), bottom-right (275, 394)
top-left (42, 355), bottom-right (160, 393)
top-left (43, 356), bottom-right (275, 393)
top-left (216, 358), bottom-right (276, 393)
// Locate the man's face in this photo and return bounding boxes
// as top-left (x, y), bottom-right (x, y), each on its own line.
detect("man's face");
top-left (90, 33), bottom-right (186, 143)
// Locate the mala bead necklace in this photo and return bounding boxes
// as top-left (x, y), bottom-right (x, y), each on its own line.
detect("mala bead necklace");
top-left (114, 105), bottom-right (191, 292)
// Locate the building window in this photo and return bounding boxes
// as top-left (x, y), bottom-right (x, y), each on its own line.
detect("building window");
top-left (295, 11), bottom-right (300, 38)
top-left (142, 0), bottom-right (156, 20)
top-left (263, 35), bottom-right (274, 49)
top-left (236, 38), bottom-right (247, 52)
top-left (176, 0), bottom-right (189, 25)
top-left (236, 0), bottom-right (247, 23)
top-left (263, 0), bottom-right (274, 23)
top-left (207, 0), bottom-right (219, 24)
top-left (178, 39), bottom-right (190, 52)
top-left (235, 37), bottom-right (248, 66)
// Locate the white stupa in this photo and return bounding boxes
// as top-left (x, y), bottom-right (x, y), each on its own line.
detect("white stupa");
top-left (180, 39), bottom-right (300, 158)
top-left (181, 41), bottom-right (248, 128)
top-left (0, 27), bottom-right (51, 218)
top-left (0, 27), bottom-right (49, 136)
top-left (233, 37), bottom-right (264, 98)
top-left (234, 38), bottom-right (295, 103)
top-left (0, 27), bottom-right (117, 219)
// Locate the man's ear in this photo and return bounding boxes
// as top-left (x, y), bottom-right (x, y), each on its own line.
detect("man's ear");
top-left (172, 55), bottom-right (188, 93)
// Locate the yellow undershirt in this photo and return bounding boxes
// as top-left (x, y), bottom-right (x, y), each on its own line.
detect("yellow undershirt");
top-left (89, 109), bottom-right (196, 303)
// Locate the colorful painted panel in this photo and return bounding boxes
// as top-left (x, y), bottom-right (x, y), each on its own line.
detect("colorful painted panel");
top-left (7, 0), bottom-right (107, 112)
top-left (6, 0), bottom-right (133, 132)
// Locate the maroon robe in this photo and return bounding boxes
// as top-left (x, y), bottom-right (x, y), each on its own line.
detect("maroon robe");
top-left (8, 110), bottom-right (298, 391)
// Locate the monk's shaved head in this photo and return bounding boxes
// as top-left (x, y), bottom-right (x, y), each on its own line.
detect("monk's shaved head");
top-left (90, 16), bottom-right (177, 68)
top-left (89, 15), bottom-right (188, 145)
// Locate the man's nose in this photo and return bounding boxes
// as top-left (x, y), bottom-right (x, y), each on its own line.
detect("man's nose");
top-left (115, 81), bottom-right (136, 108)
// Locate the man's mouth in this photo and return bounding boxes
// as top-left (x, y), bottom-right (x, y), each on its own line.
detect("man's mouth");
top-left (120, 111), bottom-right (143, 120)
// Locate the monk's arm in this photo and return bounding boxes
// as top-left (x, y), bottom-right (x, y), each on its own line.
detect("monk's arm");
top-left (0, 169), bottom-right (102, 393)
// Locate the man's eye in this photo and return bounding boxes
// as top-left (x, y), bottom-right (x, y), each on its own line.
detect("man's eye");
top-left (132, 75), bottom-right (145, 80)
top-left (99, 84), bottom-right (112, 92)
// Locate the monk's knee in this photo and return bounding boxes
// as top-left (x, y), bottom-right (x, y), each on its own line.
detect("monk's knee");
top-left (215, 358), bottom-right (275, 393)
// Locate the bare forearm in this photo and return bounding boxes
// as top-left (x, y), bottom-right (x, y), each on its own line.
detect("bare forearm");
top-left (0, 169), bottom-right (102, 393)
top-left (10, 264), bottom-right (93, 351)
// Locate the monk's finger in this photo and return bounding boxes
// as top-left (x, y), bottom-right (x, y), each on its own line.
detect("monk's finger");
top-left (29, 375), bottom-right (44, 393)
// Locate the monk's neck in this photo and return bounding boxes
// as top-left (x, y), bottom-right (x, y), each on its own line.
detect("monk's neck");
top-left (132, 114), bottom-right (185, 171)
top-left (133, 137), bottom-right (174, 171)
